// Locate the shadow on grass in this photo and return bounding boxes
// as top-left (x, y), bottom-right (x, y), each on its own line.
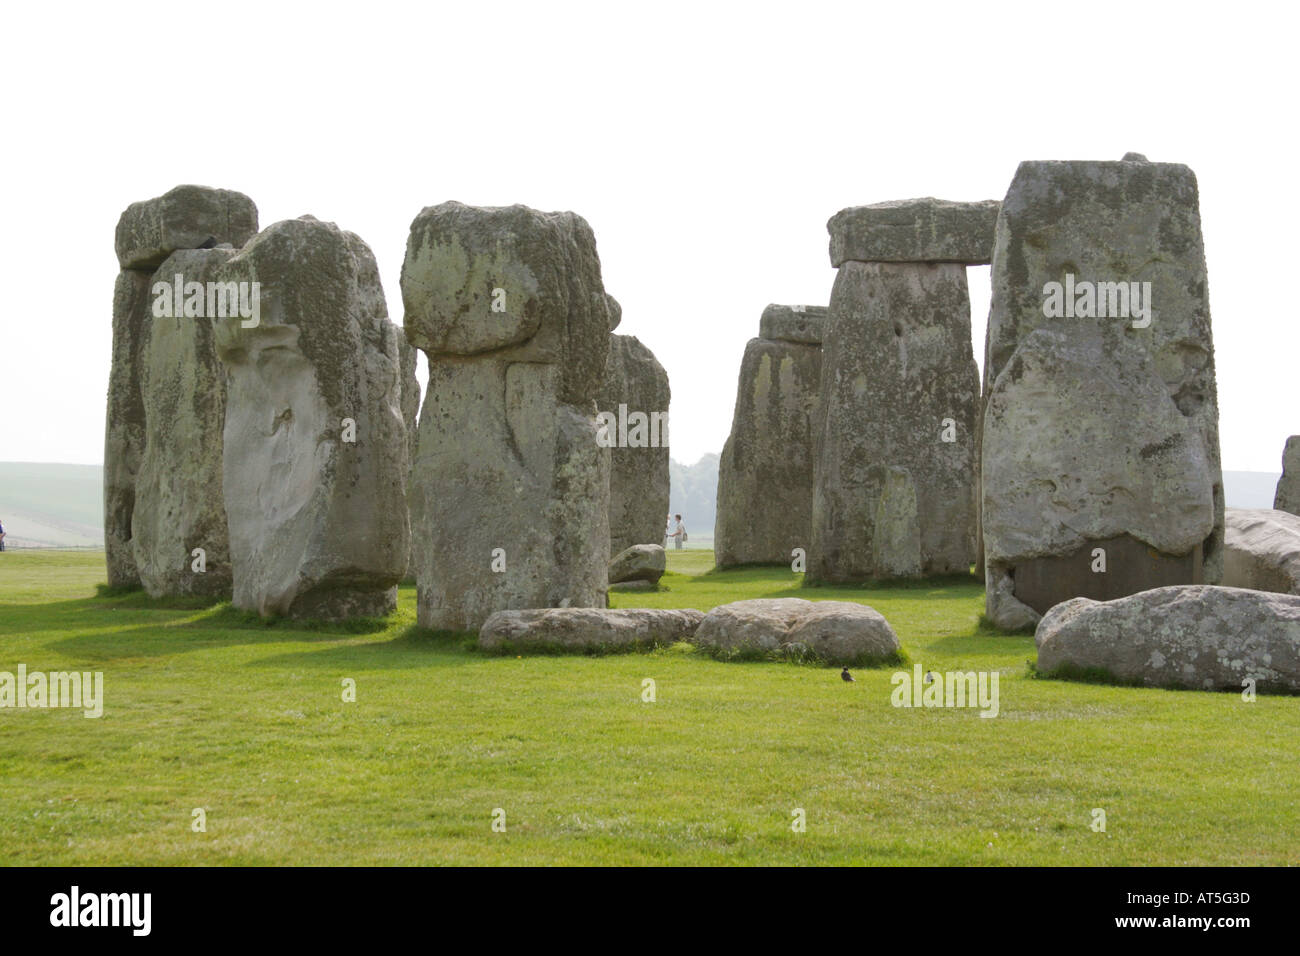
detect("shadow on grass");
top-left (247, 624), bottom-right (480, 670)
top-left (41, 595), bottom-right (419, 661)
top-left (1031, 661), bottom-right (1300, 697)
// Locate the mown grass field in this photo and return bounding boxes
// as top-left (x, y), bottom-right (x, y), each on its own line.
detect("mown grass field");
top-left (1, 549), bottom-right (1297, 865)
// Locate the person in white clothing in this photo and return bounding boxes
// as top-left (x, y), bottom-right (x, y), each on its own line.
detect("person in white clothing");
top-left (670, 513), bottom-right (686, 550)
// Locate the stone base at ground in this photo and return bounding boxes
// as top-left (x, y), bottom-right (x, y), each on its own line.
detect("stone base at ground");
top-left (691, 598), bottom-right (900, 664)
top-left (1035, 585), bottom-right (1300, 691)
top-left (1223, 508), bottom-right (1300, 595)
top-left (478, 607), bottom-right (703, 651)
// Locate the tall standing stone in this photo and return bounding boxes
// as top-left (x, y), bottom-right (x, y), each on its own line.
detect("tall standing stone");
top-left (981, 157), bottom-right (1222, 628)
top-left (715, 305), bottom-right (824, 567)
top-left (401, 202), bottom-right (612, 630)
top-left (105, 185), bottom-right (258, 591)
top-left (105, 270), bottom-right (153, 589)
top-left (810, 264), bottom-right (980, 581)
top-left (132, 247), bottom-right (235, 596)
top-left (597, 331), bottom-right (671, 556)
top-left (213, 217), bottom-right (410, 618)
top-left (398, 336), bottom-right (422, 577)
top-left (808, 198), bottom-right (993, 584)
top-left (1275, 437), bottom-right (1300, 516)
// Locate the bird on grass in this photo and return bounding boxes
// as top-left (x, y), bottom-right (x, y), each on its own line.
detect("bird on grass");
top-left (841, 667), bottom-right (855, 683)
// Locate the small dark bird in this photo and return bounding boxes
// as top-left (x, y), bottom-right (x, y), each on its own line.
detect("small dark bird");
top-left (840, 667), bottom-right (855, 683)
top-left (197, 236), bottom-right (218, 249)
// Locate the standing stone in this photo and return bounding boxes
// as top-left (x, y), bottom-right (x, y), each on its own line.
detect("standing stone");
top-left (132, 248), bottom-right (234, 596)
top-left (597, 332), bottom-right (670, 555)
top-left (981, 158), bottom-right (1222, 628)
top-left (1274, 436), bottom-right (1300, 515)
top-left (401, 202), bottom-right (612, 630)
top-left (104, 270), bottom-right (153, 589)
top-left (716, 305), bottom-right (824, 567)
top-left (398, 336), bottom-right (422, 577)
top-left (213, 217), bottom-right (410, 618)
top-left (809, 261), bottom-right (980, 583)
top-left (105, 185), bottom-right (258, 591)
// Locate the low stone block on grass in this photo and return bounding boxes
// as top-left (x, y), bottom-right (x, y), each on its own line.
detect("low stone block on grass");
top-left (1035, 585), bottom-right (1300, 692)
top-left (691, 598), bottom-right (901, 665)
top-left (609, 544), bottom-right (665, 584)
top-left (478, 607), bottom-right (702, 652)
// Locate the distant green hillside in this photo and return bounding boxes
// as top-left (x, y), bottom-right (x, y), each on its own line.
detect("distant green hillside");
top-left (0, 462), bottom-right (103, 548)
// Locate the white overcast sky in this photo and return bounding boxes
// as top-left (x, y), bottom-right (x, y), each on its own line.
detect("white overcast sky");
top-left (2, 1), bottom-right (1295, 472)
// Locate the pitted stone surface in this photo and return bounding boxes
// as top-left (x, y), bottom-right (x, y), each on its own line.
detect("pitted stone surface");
top-left (809, 262), bottom-right (978, 582)
top-left (828, 198), bottom-right (999, 267)
top-left (214, 217), bottom-right (409, 619)
top-left (1035, 585), bottom-right (1300, 692)
top-left (982, 158), bottom-right (1222, 627)
top-left (598, 334), bottom-right (670, 555)
top-left (402, 202), bottom-right (613, 630)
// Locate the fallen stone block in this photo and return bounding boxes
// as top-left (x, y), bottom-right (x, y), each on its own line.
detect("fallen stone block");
top-left (610, 543), bottom-right (665, 584)
top-left (479, 607), bottom-right (702, 651)
top-left (691, 598), bottom-right (901, 665)
top-left (1223, 508), bottom-right (1300, 595)
top-left (1035, 585), bottom-right (1300, 692)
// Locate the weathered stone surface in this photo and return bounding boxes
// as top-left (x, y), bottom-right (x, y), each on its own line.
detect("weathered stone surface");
top-left (983, 329), bottom-right (1214, 626)
top-left (398, 336), bottom-right (421, 578)
top-left (479, 607), bottom-right (702, 651)
top-left (115, 185), bottom-right (258, 271)
top-left (400, 201), bottom-right (612, 405)
top-left (606, 293), bottom-right (622, 332)
top-left (1223, 508), bottom-right (1300, 595)
top-left (598, 334), bottom-right (670, 555)
top-left (1274, 437), bottom-right (1300, 515)
top-left (692, 598), bottom-right (900, 665)
top-left (104, 269), bottom-right (153, 589)
top-left (1035, 585), bottom-right (1300, 692)
top-left (809, 262), bottom-right (978, 582)
top-left (106, 186), bottom-right (259, 591)
top-left (131, 248), bottom-right (233, 597)
top-left (609, 544), bottom-right (665, 584)
top-left (828, 198), bottom-right (1000, 267)
top-left (213, 217), bottom-right (410, 618)
top-left (716, 332), bottom-right (822, 567)
top-left (402, 202), bottom-right (613, 630)
top-left (758, 304), bottom-right (826, 344)
top-left (981, 159), bottom-right (1222, 628)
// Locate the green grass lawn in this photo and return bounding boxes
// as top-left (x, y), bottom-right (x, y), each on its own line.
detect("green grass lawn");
top-left (1, 549), bottom-right (1297, 865)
